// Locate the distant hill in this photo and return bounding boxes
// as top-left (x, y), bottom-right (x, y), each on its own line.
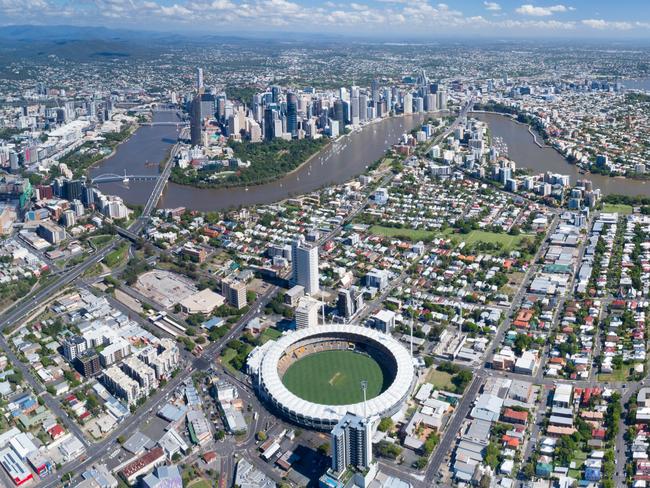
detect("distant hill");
top-left (0, 25), bottom-right (183, 42)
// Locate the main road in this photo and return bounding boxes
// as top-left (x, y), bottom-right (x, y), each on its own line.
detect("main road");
top-left (27, 104), bottom-right (472, 486)
top-left (423, 208), bottom-right (561, 485)
top-left (37, 268), bottom-right (284, 488)
top-left (0, 141), bottom-right (179, 331)
top-left (0, 136), bottom-right (181, 486)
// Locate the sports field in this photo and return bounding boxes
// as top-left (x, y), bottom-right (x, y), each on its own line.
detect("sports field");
top-left (281, 350), bottom-right (387, 405)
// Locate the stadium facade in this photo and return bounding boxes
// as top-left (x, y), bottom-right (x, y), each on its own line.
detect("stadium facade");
top-left (247, 324), bottom-right (416, 430)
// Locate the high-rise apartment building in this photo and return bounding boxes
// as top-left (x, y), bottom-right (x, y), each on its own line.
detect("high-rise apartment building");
top-left (295, 296), bottom-right (321, 329)
top-left (291, 237), bottom-right (319, 295)
top-left (331, 413), bottom-right (373, 476)
top-left (222, 278), bottom-right (247, 310)
top-left (286, 92), bottom-right (298, 137)
top-left (190, 93), bottom-right (203, 146)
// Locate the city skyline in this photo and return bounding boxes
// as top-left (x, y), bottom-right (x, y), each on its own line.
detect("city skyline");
top-left (2, 0), bottom-right (650, 39)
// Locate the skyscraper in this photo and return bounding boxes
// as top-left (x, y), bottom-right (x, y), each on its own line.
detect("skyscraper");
top-left (358, 93), bottom-right (368, 121)
top-left (200, 93), bottom-right (216, 119)
top-left (190, 94), bottom-right (203, 146)
top-left (331, 413), bottom-right (373, 476)
top-left (271, 85), bottom-right (281, 104)
top-left (264, 107), bottom-right (276, 141)
top-left (383, 88), bottom-right (392, 113)
top-left (438, 89), bottom-right (448, 110)
top-left (425, 93), bottom-right (437, 112)
top-left (291, 237), bottom-right (319, 295)
top-left (403, 92), bottom-right (413, 114)
top-left (196, 68), bottom-right (204, 91)
top-left (333, 100), bottom-right (345, 128)
top-left (350, 96), bottom-right (360, 125)
top-left (286, 92), bottom-right (298, 137)
top-left (371, 79), bottom-right (380, 104)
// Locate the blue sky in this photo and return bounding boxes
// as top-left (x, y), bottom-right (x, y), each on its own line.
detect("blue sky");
top-left (2, 0), bottom-right (650, 38)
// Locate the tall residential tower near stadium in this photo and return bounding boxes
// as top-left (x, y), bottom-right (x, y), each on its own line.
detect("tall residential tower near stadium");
top-left (331, 413), bottom-right (373, 476)
top-left (291, 236), bottom-right (319, 295)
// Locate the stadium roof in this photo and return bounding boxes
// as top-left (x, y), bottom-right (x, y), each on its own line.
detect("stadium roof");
top-left (257, 324), bottom-right (414, 425)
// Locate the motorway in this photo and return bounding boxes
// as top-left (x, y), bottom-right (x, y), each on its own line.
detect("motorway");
top-left (0, 137), bottom-right (182, 487)
top-left (4, 100), bottom-right (582, 488)
top-left (0, 143), bottom-right (179, 332)
top-left (0, 242), bottom-right (119, 332)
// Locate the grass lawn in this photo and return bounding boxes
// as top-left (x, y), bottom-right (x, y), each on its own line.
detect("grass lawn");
top-left (602, 203), bottom-right (634, 215)
top-left (457, 230), bottom-right (531, 251)
top-left (573, 450), bottom-right (587, 462)
top-left (187, 480), bottom-right (212, 488)
top-left (81, 262), bottom-right (105, 278)
top-left (282, 350), bottom-right (387, 405)
top-left (568, 469), bottom-right (581, 479)
top-left (598, 366), bottom-right (630, 382)
top-left (369, 225), bottom-right (440, 241)
top-left (220, 348), bottom-right (238, 372)
top-left (368, 225), bottom-right (530, 251)
top-left (260, 327), bottom-right (282, 343)
top-left (425, 369), bottom-right (455, 390)
top-left (89, 234), bottom-right (113, 247)
top-left (104, 243), bottom-right (129, 268)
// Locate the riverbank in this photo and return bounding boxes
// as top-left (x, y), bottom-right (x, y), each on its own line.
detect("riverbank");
top-left (170, 137), bottom-right (329, 190)
top-left (473, 112), bottom-right (650, 198)
top-left (92, 111), bottom-right (436, 210)
top-left (473, 110), bottom-right (650, 185)
top-left (85, 122), bottom-right (139, 177)
top-left (168, 111), bottom-right (441, 191)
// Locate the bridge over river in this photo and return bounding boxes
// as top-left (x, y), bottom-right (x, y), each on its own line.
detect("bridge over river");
top-left (91, 172), bottom-right (160, 184)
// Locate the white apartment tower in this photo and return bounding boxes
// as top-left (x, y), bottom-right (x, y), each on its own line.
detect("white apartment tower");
top-left (295, 296), bottom-right (321, 329)
top-left (291, 237), bottom-right (319, 295)
top-left (331, 413), bottom-right (373, 476)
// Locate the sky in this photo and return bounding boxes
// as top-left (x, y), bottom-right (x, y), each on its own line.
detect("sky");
top-left (2, 0), bottom-right (650, 39)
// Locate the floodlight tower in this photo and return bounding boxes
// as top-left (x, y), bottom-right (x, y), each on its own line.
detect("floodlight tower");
top-left (410, 318), bottom-right (414, 358)
top-left (361, 380), bottom-right (368, 418)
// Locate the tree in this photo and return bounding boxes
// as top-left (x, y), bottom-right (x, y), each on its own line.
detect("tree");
top-left (484, 442), bottom-right (500, 470)
top-left (452, 370), bottom-right (473, 393)
top-left (413, 457), bottom-right (428, 470)
top-left (522, 461), bottom-right (535, 480)
top-left (378, 417), bottom-right (394, 432)
top-left (317, 443), bottom-right (330, 456)
top-left (375, 440), bottom-right (402, 459)
top-left (422, 431), bottom-right (440, 456)
top-left (256, 431), bottom-right (267, 442)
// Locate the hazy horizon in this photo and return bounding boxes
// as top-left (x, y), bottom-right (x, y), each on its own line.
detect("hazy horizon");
top-left (2, 0), bottom-right (650, 40)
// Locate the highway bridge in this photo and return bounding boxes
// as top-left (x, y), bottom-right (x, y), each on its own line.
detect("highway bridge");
top-left (139, 122), bottom-right (188, 127)
top-left (91, 173), bottom-right (160, 184)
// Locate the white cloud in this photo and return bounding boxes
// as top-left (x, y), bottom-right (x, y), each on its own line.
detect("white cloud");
top-left (515, 4), bottom-right (571, 17)
top-left (582, 19), bottom-right (650, 30)
top-left (499, 18), bottom-right (575, 29)
top-left (159, 4), bottom-right (193, 17)
top-left (2, 0), bottom-right (648, 38)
